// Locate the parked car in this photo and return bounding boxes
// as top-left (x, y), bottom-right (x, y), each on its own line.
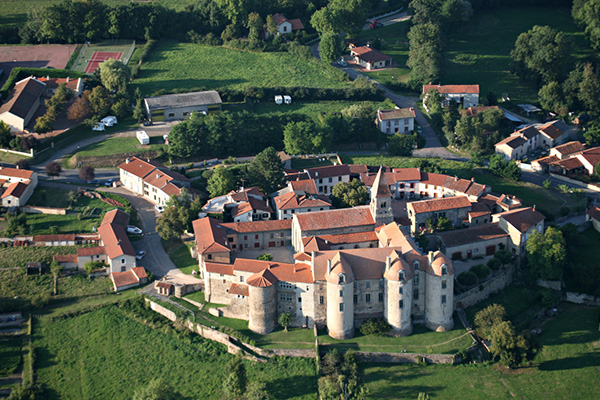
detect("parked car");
top-left (155, 205), bottom-right (165, 213)
top-left (136, 250), bottom-right (146, 260)
top-left (337, 58), bottom-right (347, 66)
top-left (104, 178), bottom-right (115, 187)
top-left (127, 225), bottom-right (142, 235)
top-left (142, 120), bottom-right (152, 126)
top-left (92, 122), bottom-right (105, 132)
top-left (89, 179), bottom-right (101, 186)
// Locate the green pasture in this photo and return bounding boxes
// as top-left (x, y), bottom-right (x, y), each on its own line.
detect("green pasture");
top-left (133, 41), bottom-right (352, 96)
top-left (246, 99), bottom-right (391, 121)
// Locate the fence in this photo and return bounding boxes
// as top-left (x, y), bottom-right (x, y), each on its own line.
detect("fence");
top-left (0, 148), bottom-right (34, 158)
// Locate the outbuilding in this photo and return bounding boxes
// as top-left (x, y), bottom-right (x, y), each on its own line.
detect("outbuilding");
top-left (144, 90), bottom-right (222, 122)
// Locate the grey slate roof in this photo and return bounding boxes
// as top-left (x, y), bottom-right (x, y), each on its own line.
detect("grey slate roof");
top-left (144, 90), bottom-right (222, 111)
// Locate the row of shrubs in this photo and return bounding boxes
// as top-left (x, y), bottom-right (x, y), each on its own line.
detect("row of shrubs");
top-left (130, 40), bottom-right (156, 80)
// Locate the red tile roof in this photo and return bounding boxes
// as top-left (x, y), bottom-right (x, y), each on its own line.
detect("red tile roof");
top-left (33, 234), bottom-right (75, 242)
top-left (348, 164), bottom-right (369, 175)
top-left (305, 164), bottom-right (350, 179)
top-left (409, 196), bottom-right (471, 214)
top-left (205, 262), bottom-right (234, 275)
top-left (0, 77), bottom-right (45, 119)
top-left (538, 120), bottom-right (569, 140)
top-left (295, 206), bottom-right (375, 232)
top-left (102, 209), bottom-right (130, 226)
top-left (272, 13), bottom-right (304, 30)
top-left (229, 283), bottom-right (249, 297)
top-left (500, 207), bottom-right (545, 233)
top-left (235, 258), bottom-right (314, 284)
top-left (193, 217), bottom-right (230, 254)
top-left (274, 192), bottom-right (331, 210)
top-left (247, 268), bottom-right (277, 287)
top-left (1, 182), bottom-right (29, 199)
top-left (289, 179), bottom-right (318, 195)
top-left (118, 156), bottom-right (163, 179)
top-left (230, 186), bottom-right (263, 202)
top-left (468, 202), bottom-right (492, 219)
top-left (302, 236), bottom-right (330, 251)
top-left (392, 168), bottom-right (422, 181)
top-left (111, 267), bottom-right (147, 289)
top-left (437, 223), bottom-right (508, 248)
top-left (219, 219), bottom-right (292, 233)
top-left (231, 202), bottom-right (253, 218)
top-left (551, 141), bottom-right (585, 156)
top-left (549, 157), bottom-right (584, 171)
top-left (0, 167), bottom-right (34, 180)
top-left (36, 76), bottom-right (81, 92)
top-left (351, 46), bottom-right (393, 63)
top-left (98, 223), bottom-right (135, 259)
top-left (318, 231), bottom-right (378, 245)
top-left (423, 84), bottom-right (479, 95)
top-left (372, 168), bottom-right (391, 198)
top-left (578, 147), bottom-right (600, 168)
top-left (587, 206), bottom-right (600, 221)
top-left (77, 246), bottom-right (107, 256)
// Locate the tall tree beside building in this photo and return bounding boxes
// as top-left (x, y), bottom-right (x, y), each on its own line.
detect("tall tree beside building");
top-left (207, 167), bottom-right (236, 197)
top-left (319, 32), bottom-right (344, 64)
top-left (248, 147), bottom-right (285, 194)
top-left (99, 58), bottom-right (131, 92)
top-left (526, 226), bottom-right (567, 281)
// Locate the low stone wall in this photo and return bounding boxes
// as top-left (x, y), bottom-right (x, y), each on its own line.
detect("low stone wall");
top-left (22, 206), bottom-right (67, 215)
top-left (455, 267), bottom-right (513, 309)
top-left (549, 173), bottom-right (600, 192)
top-left (353, 351), bottom-right (455, 365)
top-left (565, 292), bottom-right (600, 307)
top-left (536, 279), bottom-right (562, 291)
top-left (181, 296), bottom-right (203, 309)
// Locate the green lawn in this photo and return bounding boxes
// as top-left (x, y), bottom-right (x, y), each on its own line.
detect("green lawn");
top-left (0, 337), bottom-right (21, 376)
top-left (133, 41), bottom-right (352, 96)
top-left (33, 301), bottom-right (318, 399)
top-left (161, 239), bottom-right (197, 274)
top-left (27, 187), bottom-right (73, 208)
top-left (351, 20), bottom-right (412, 86)
top-left (250, 99), bottom-right (391, 121)
top-left (25, 213), bottom-right (101, 235)
top-left (318, 322), bottom-right (472, 354)
top-left (70, 136), bottom-right (165, 161)
top-left (565, 228), bottom-right (600, 296)
top-left (0, 267), bottom-right (112, 312)
top-left (445, 7), bottom-right (597, 104)
top-left (364, 305), bottom-right (600, 399)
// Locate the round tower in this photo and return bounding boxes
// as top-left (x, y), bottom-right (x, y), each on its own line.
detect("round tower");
top-left (247, 269), bottom-right (277, 335)
top-left (383, 253), bottom-right (414, 336)
top-left (425, 251), bottom-right (454, 332)
top-left (326, 256), bottom-right (355, 339)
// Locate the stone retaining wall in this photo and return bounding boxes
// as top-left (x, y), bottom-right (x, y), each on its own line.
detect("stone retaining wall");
top-left (455, 267), bottom-right (513, 309)
top-left (565, 292), bottom-right (600, 307)
top-left (149, 300), bottom-right (176, 321)
top-left (353, 351), bottom-right (455, 365)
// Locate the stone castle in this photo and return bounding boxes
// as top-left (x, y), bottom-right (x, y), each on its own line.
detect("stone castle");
top-left (194, 169), bottom-right (455, 338)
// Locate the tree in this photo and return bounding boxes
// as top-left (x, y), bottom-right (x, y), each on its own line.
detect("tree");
top-left (133, 378), bottom-right (179, 400)
top-left (133, 98), bottom-right (145, 122)
top-left (246, 12), bottom-right (263, 42)
top-left (84, 261), bottom-right (105, 277)
top-left (538, 81), bottom-right (567, 115)
top-left (319, 32), bottom-right (343, 64)
top-left (111, 97), bottom-right (130, 119)
top-left (87, 87), bottom-right (112, 118)
top-left (511, 25), bottom-right (570, 86)
top-left (248, 147), bottom-right (285, 194)
top-left (578, 62), bottom-right (600, 111)
top-left (266, 15), bottom-right (278, 37)
top-left (79, 165), bottom-right (95, 182)
top-left (245, 382), bottom-right (273, 400)
top-left (388, 133), bottom-right (416, 156)
top-left (156, 202), bottom-right (187, 241)
top-left (283, 121), bottom-right (331, 155)
top-left (67, 92), bottom-right (91, 120)
top-left (50, 260), bottom-right (63, 296)
top-left (207, 167), bottom-right (236, 198)
top-left (489, 320), bottom-right (528, 368)
top-left (331, 179), bottom-right (369, 208)
top-left (34, 114), bottom-right (54, 133)
top-left (0, 121), bottom-right (12, 148)
top-left (257, 253), bottom-right (272, 261)
top-left (526, 227), bottom-right (567, 281)
top-left (6, 212), bottom-right (27, 236)
top-left (45, 161), bottom-right (62, 179)
top-left (584, 123), bottom-right (600, 147)
top-left (543, 179), bottom-right (551, 189)
top-left (222, 357), bottom-right (247, 400)
top-left (474, 304), bottom-right (507, 338)
top-left (278, 312), bottom-right (292, 332)
top-left (16, 159), bottom-right (30, 170)
top-left (99, 58), bottom-right (131, 92)
top-left (441, 0), bottom-right (472, 24)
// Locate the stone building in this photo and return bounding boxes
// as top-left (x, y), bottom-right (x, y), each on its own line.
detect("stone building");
top-left (407, 196), bottom-right (472, 233)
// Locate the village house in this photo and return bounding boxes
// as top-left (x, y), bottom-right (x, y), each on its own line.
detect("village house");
top-left (493, 207), bottom-right (545, 256)
top-left (272, 191), bottom-right (332, 220)
top-left (110, 267), bottom-right (148, 292)
top-left (407, 196), bottom-right (472, 233)
top-left (292, 164), bottom-right (351, 196)
top-left (350, 46), bottom-right (393, 70)
top-left (494, 125), bottom-right (540, 160)
top-left (201, 186), bottom-right (271, 221)
top-left (268, 13), bottom-right (304, 37)
top-left (119, 157), bottom-right (191, 205)
top-left (97, 209), bottom-right (137, 273)
top-left (422, 84), bottom-right (480, 109)
top-left (144, 90), bottom-right (222, 122)
top-left (36, 76), bottom-right (84, 97)
top-left (437, 223), bottom-right (510, 261)
top-left (0, 167), bottom-right (38, 208)
top-left (586, 206), bottom-right (600, 232)
top-left (376, 108), bottom-right (416, 134)
top-left (0, 77), bottom-right (45, 132)
top-left (547, 147), bottom-right (600, 176)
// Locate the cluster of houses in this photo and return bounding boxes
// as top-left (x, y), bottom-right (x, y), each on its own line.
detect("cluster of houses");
top-left (0, 167), bottom-right (38, 208)
top-left (192, 161), bottom-right (545, 339)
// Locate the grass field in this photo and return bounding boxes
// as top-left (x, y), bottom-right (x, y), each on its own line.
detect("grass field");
top-left (351, 20), bottom-right (412, 86)
top-left (133, 41), bottom-right (352, 96)
top-left (33, 301), bottom-right (318, 400)
top-left (71, 136), bottom-right (165, 159)
top-left (445, 7), bottom-right (596, 104)
top-left (248, 99), bottom-right (392, 120)
top-left (565, 227), bottom-right (600, 295)
top-left (0, 337), bottom-right (21, 376)
top-left (162, 239), bottom-right (197, 275)
top-left (364, 304), bottom-right (600, 399)
top-left (25, 213), bottom-right (101, 235)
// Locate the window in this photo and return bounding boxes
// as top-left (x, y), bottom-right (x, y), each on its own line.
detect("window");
top-left (280, 232), bottom-right (284, 238)
top-left (365, 294), bottom-right (371, 303)
top-left (255, 234), bottom-right (259, 239)
top-left (441, 295), bottom-right (447, 304)
top-left (339, 290), bottom-right (343, 297)
top-left (280, 282), bottom-right (293, 289)
top-left (366, 281), bottom-right (371, 289)
top-left (240, 276), bottom-right (244, 282)
top-left (353, 294), bottom-right (358, 304)
top-left (399, 287), bottom-right (403, 294)
top-left (399, 299), bottom-right (404, 308)
top-left (339, 303), bottom-right (344, 312)
top-left (121, 258), bottom-right (126, 264)
top-left (398, 271), bottom-right (405, 281)
top-left (244, 235), bottom-right (248, 240)
top-left (379, 280), bottom-right (384, 288)
top-left (284, 210), bottom-right (287, 214)
top-left (338, 177), bottom-right (342, 181)
top-left (121, 266), bottom-right (126, 272)
top-left (414, 273), bottom-right (419, 285)
top-left (168, 113), bottom-right (175, 118)
top-left (254, 243), bottom-right (259, 248)
top-left (378, 293), bottom-right (383, 302)
top-left (381, 202), bottom-right (387, 208)
top-left (441, 265), bottom-right (448, 275)
top-left (270, 233), bottom-right (274, 239)
top-left (329, 177), bottom-right (333, 183)
top-left (442, 280), bottom-right (447, 289)
top-left (413, 260), bottom-right (420, 270)
top-left (414, 289), bottom-right (419, 300)
top-left (298, 297), bottom-right (301, 303)
top-left (320, 296), bottom-right (324, 305)
top-left (338, 274), bottom-right (345, 284)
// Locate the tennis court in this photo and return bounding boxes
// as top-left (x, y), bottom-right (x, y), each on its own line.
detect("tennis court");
top-left (84, 51), bottom-right (123, 73)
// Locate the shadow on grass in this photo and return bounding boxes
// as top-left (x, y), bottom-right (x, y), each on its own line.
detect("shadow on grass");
top-left (538, 352), bottom-right (600, 371)
top-left (266, 374), bottom-right (318, 400)
top-left (365, 367), bottom-right (443, 398)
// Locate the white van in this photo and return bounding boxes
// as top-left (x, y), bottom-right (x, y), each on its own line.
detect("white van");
top-left (101, 116), bottom-right (118, 127)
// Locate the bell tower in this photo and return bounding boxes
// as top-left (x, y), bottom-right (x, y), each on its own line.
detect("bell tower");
top-left (370, 167), bottom-right (393, 225)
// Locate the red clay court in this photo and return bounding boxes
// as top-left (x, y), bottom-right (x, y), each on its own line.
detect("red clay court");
top-left (84, 51), bottom-right (123, 74)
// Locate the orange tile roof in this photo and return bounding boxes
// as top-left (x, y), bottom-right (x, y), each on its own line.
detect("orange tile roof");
top-left (234, 258), bottom-right (314, 283)
top-left (549, 157), bottom-right (584, 170)
top-left (295, 206), bottom-right (375, 232)
top-left (420, 172), bottom-right (448, 186)
top-left (392, 168), bottom-right (422, 181)
top-left (538, 120), bottom-right (568, 140)
top-left (161, 182), bottom-right (181, 196)
top-left (302, 236), bottom-right (330, 252)
top-left (143, 169), bottom-right (173, 188)
top-left (351, 46), bottom-right (393, 63)
top-left (578, 147), bottom-right (600, 168)
top-left (77, 246), bottom-right (107, 256)
top-left (101, 209), bottom-right (130, 226)
top-left (289, 179), bottom-right (318, 194)
top-left (53, 254), bottom-right (78, 263)
top-left (98, 222), bottom-right (135, 259)
top-left (247, 196), bottom-right (271, 213)
top-left (0, 167), bottom-right (34, 180)
top-left (231, 202), bottom-right (253, 218)
top-left (229, 283), bottom-right (249, 297)
top-left (247, 268), bottom-right (278, 287)
top-left (552, 141), bottom-right (585, 156)
top-left (274, 192), bottom-right (331, 210)
top-left (423, 84), bottom-right (479, 94)
top-left (132, 266), bottom-right (148, 279)
top-left (437, 223), bottom-right (508, 248)
top-left (500, 207), bottom-right (545, 233)
top-left (118, 156), bottom-right (163, 179)
top-left (587, 206), bottom-right (600, 221)
top-left (468, 202), bottom-right (492, 219)
top-left (193, 217), bottom-right (230, 254)
top-left (1, 182), bottom-right (28, 199)
top-left (409, 196), bottom-right (471, 214)
top-left (36, 76), bottom-right (81, 92)
top-left (0, 77), bottom-right (45, 119)
top-left (348, 164), bottom-right (369, 175)
top-left (372, 168), bottom-right (391, 198)
top-left (230, 186), bottom-right (263, 202)
top-left (111, 268), bottom-right (145, 289)
top-left (219, 219), bottom-right (292, 233)
top-left (318, 231), bottom-right (378, 245)
top-left (205, 262), bottom-right (234, 275)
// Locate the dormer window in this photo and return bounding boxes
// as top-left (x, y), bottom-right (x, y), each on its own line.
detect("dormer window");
top-left (413, 260), bottom-right (420, 270)
top-left (338, 273), bottom-right (346, 284)
top-left (398, 271), bottom-right (405, 281)
top-left (441, 264), bottom-right (448, 275)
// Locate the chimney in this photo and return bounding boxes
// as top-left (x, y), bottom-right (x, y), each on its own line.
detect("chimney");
top-left (471, 177), bottom-right (474, 182)
top-left (126, 158), bottom-right (130, 164)
top-left (385, 256), bottom-right (391, 272)
top-left (327, 259), bottom-right (332, 275)
top-left (311, 251), bottom-right (316, 270)
top-left (66, 77), bottom-right (69, 82)
top-left (533, 204), bottom-right (536, 211)
top-left (428, 251), bottom-right (434, 265)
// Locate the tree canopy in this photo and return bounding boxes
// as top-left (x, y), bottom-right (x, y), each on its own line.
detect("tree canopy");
top-left (207, 167), bottom-right (236, 198)
top-left (283, 121), bottom-right (331, 155)
top-left (248, 147), bottom-right (285, 194)
top-left (526, 226), bottom-right (567, 281)
top-left (222, 357), bottom-right (247, 400)
top-left (319, 32), bottom-right (344, 64)
top-left (78, 166), bottom-right (95, 182)
top-left (331, 179), bottom-right (369, 208)
top-left (99, 58), bottom-right (131, 92)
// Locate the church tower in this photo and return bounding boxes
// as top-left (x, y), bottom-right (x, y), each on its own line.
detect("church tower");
top-left (370, 167), bottom-right (394, 225)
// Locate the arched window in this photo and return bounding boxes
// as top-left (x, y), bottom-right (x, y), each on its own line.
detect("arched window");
top-left (338, 273), bottom-right (346, 284)
top-left (441, 264), bottom-right (448, 275)
top-left (398, 271), bottom-right (405, 281)
top-left (413, 260), bottom-right (420, 270)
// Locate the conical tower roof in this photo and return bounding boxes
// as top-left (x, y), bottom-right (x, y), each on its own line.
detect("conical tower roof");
top-left (247, 268), bottom-right (278, 287)
top-left (372, 167), bottom-right (392, 198)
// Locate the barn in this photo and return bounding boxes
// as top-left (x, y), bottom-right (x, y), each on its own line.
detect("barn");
top-left (144, 90), bottom-right (222, 122)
